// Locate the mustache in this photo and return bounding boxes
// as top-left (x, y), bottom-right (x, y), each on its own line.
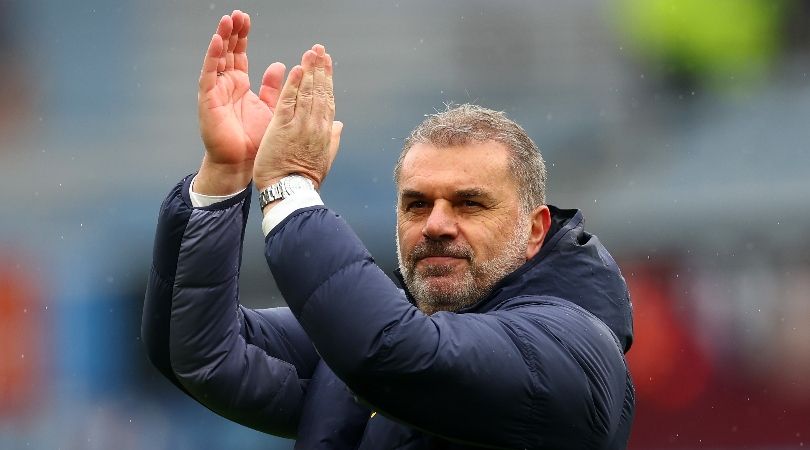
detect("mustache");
top-left (408, 240), bottom-right (473, 264)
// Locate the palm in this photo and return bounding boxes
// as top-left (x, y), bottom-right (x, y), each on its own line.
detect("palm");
top-left (198, 11), bottom-right (284, 167)
top-left (200, 72), bottom-right (272, 164)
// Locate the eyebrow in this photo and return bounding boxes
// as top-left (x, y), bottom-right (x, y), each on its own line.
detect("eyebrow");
top-left (399, 188), bottom-right (495, 201)
top-left (455, 188), bottom-right (491, 200)
top-left (400, 189), bottom-right (427, 200)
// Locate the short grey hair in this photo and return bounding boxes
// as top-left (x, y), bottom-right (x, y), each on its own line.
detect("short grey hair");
top-left (394, 104), bottom-right (547, 212)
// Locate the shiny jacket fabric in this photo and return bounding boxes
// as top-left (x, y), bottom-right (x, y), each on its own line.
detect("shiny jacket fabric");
top-left (142, 175), bottom-right (635, 449)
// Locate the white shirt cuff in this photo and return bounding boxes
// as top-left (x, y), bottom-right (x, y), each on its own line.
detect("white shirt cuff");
top-left (189, 175), bottom-right (247, 207)
top-left (261, 189), bottom-right (324, 236)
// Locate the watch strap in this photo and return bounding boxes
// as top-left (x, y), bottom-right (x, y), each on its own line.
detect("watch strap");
top-left (258, 175), bottom-right (315, 210)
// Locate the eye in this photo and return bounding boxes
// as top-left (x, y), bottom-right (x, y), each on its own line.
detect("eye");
top-left (461, 200), bottom-right (483, 208)
top-left (406, 200), bottom-right (429, 211)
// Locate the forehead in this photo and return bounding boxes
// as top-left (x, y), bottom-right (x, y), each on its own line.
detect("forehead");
top-left (398, 141), bottom-right (515, 195)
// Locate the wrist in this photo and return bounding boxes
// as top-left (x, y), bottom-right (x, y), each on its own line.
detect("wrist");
top-left (257, 174), bottom-right (317, 216)
top-left (195, 157), bottom-right (253, 195)
top-left (259, 179), bottom-right (324, 236)
top-left (254, 172), bottom-right (318, 193)
top-left (254, 175), bottom-right (285, 194)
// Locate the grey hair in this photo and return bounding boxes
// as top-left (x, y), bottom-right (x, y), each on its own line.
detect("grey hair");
top-left (394, 104), bottom-right (547, 212)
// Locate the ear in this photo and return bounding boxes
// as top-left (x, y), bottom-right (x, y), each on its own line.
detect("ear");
top-left (526, 205), bottom-right (551, 260)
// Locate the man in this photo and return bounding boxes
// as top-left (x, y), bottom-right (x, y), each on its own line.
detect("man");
top-left (142, 10), bottom-right (635, 449)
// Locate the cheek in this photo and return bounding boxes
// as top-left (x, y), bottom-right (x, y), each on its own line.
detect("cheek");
top-left (458, 221), bottom-right (507, 257)
top-left (397, 223), bottom-right (420, 254)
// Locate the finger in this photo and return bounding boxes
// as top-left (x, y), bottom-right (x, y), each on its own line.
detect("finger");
top-left (326, 53), bottom-right (335, 120)
top-left (296, 50), bottom-right (318, 118)
top-left (215, 15), bottom-right (232, 73)
top-left (225, 10), bottom-right (243, 71)
top-left (311, 45), bottom-right (329, 121)
top-left (199, 33), bottom-right (224, 92)
top-left (259, 62), bottom-right (286, 109)
top-left (324, 52), bottom-right (335, 120)
top-left (273, 65), bottom-right (304, 124)
top-left (233, 12), bottom-right (250, 72)
top-left (325, 52), bottom-right (333, 78)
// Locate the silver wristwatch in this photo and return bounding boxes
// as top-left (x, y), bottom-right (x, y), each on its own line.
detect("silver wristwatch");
top-left (258, 175), bottom-right (314, 210)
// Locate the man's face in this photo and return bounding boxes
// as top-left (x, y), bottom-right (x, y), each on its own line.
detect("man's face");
top-left (396, 141), bottom-right (530, 315)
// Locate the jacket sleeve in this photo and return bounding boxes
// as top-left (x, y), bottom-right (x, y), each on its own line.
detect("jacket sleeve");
top-left (265, 207), bottom-right (630, 449)
top-left (141, 176), bottom-right (319, 438)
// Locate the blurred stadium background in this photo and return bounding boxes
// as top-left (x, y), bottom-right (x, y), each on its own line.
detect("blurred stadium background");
top-left (1, 0), bottom-right (808, 448)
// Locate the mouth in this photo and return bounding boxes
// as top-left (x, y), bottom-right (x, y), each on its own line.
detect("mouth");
top-left (415, 255), bottom-right (469, 272)
top-left (407, 242), bottom-right (473, 274)
top-left (419, 256), bottom-right (466, 265)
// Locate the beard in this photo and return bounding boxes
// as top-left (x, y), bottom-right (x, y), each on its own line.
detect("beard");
top-left (396, 215), bottom-right (530, 315)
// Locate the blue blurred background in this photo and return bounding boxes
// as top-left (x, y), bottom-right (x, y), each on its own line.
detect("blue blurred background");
top-left (1, 0), bottom-right (808, 448)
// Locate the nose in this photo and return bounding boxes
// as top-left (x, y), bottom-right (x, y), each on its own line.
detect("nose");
top-left (422, 200), bottom-right (458, 241)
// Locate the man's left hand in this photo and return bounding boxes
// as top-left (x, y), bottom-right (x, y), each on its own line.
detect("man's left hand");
top-left (253, 44), bottom-right (342, 193)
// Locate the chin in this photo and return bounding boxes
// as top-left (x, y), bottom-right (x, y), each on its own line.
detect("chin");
top-left (421, 274), bottom-right (463, 292)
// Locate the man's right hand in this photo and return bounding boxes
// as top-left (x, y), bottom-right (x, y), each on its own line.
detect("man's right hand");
top-left (195, 10), bottom-right (286, 195)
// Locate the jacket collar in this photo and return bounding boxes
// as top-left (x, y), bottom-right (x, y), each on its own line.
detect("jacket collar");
top-left (393, 205), bottom-right (634, 352)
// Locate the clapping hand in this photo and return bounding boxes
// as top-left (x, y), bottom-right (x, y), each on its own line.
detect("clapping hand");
top-left (195, 10), bottom-right (286, 195)
top-left (253, 44), bottom-right (343, 193)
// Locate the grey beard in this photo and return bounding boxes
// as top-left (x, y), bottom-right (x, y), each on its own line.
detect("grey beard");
top-left (396, 216), bottom-right (530, 315)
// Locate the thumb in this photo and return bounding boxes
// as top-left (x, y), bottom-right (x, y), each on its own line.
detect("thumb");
top-left (327, 121), bottom-right (343, 163)
top-left (319, 121), bottom-right (343, 186)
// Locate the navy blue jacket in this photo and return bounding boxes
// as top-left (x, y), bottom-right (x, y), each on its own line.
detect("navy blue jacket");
top-left (142, 175), bottom-right (635, 449)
